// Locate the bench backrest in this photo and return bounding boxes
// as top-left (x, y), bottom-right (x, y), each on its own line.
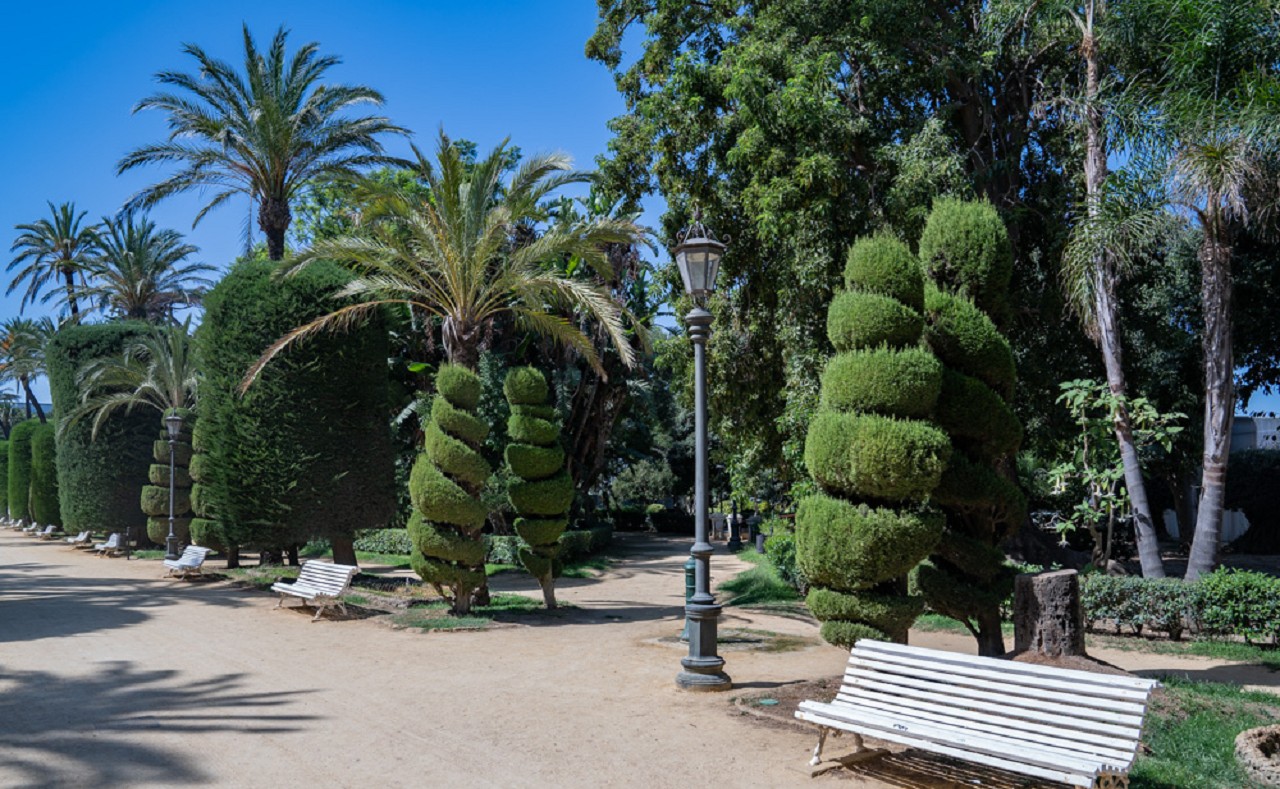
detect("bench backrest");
top-left (179, 545), bottom-right (212, 564)
top-left (102, 534), bottom-right (120, 548)
top-left (839, 640), bottom-right (1158, 772)
top-left (295, 561), bottom-right (359, 595)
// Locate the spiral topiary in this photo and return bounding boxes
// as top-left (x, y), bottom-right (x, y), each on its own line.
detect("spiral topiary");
top-left (912, 199), bottom-right (1026, 656)
top-left (796, 234), bottom-right (950, 647)
top-left (408, 364), bottom-right (492, 614)
top-left (142, 409), bottom-right (194, 546)
top-left (503, 367), bottom-right (570, 609)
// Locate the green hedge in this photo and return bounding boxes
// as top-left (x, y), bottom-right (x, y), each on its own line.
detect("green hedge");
top-left (1079, 570), bottom-right (1280, 643)
top-left (29, 422), bottom-right (60, 526)
top-left (148, 463), bottom-right (193, 488)
top-left (147, 516), bottom-right (192, 546)
top-left (141, 485), bottom-right (191, 518)
top-left (353, 528), bottom-right (413, 554)
top-left (827, 291), bottom-right (923, 352)
top-left (6, 420), bottom-right (38, 523)
top-left (46, 322), bottom-right (154, 536)
top-left (1195, 570), bottom-right (1280, 642)
top-left (804, 411), bottom-right (950, 501)
top-left (819, 348), bottom-right (942, 419)
top-left (486, 525), bottom-right (613, 565)
top-left (0, 438), bottom-right (8, 516)
top-left (764, 532), bottom-right (808, 593)
top-left (917, 198), bottom-right (1013, 319)
top-left (843, 233), bottom-right (924, 312)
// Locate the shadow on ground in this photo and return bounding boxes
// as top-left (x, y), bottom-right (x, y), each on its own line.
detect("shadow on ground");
top-left (0, 662), bottom-right (318, 787)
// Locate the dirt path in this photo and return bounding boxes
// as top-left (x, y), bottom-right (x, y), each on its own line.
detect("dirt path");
top-left (2, 530), bottom-right (1275, 788)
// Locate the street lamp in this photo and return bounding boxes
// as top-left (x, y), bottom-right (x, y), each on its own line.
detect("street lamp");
top-left (164, 410), bottom-right (184, 561)
top-left (674, 211), bottom-right (731, 692)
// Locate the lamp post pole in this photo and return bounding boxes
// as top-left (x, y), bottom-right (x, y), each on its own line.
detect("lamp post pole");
top-left (673, 211), bottom-right (731, 692)
top-left (164, 411), bottom-right (183, 561)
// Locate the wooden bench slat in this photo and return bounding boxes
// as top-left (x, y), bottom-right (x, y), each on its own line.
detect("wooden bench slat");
top-left (842, 668), bottom-right (1147, 729)
top-left (852, 654), bottom-right (1148, 714)
top-left (799, 702), bottom-right (1112, 777)
top-left (796, 708), bottom-right (1097, 788)
top-left (832, 693), bottom-right (1138, 766)
top-left (849, 648), bottom-right (1154, 703)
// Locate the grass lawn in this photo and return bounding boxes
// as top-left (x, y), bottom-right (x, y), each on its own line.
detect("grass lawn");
top-left (1089, 633), bottom-right (1280, 672)
top-left (718, 549), bottom-right (807, 616)
top-left (389, 593), bottom-right (565, 631)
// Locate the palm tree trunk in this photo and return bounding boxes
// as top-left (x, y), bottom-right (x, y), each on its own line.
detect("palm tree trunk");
top-left (1081, 13), bottom-right (1164, 577)
top-left (1186, 233), bottom-right (1234, 580)
top-left (259, 198), bottom-right (292, 261)
top-left (63, 268), bottom-right (79, 317)
top-left (20, 375), bottom-right (45, 423)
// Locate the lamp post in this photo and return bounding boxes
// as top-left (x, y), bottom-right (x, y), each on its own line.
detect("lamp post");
top-left (164, 410), bottom-right (183, 561)
top-left (674, 211), bottom-right (731, 692)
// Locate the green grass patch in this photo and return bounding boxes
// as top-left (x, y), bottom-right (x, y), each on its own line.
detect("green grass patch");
top-left (131, 549), bottom-right (166, 560)
top-left (389, 593), bottom-right (559, 632)
top-left (1089, 633), bottom-right (1280, 671)
top-left (912, 613), bottom-right (1015, 638)
top-left (354, 550), bottom-right (410, 569)
top-left (561, 556), bottom-right (612, 578)
top-left (719, 560), bottom-right (801, 608)
top-left (1133, 677), bottom-right (1280, 788)
top-left (225, 565), bottom-right (299, 591)
top-left (486, 563), bottom-right (519, 576)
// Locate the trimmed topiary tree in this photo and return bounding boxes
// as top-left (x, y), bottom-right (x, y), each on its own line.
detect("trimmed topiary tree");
top-left (408, 364), bottom-right (491, 614)
top-left (187, 415), bottom-right (225, 551)
top-left (46, 323), bottom-right (154, 541)
top-left (504, 366), bottom-right (571, 609)
top-left (0, 439), bottom-right (8, 517)
top-left (912, 200), bottom-right (1026, 657)
top-left (7, 420), bottom-right (38, 525)
top-left (796, 233), bottom-right (950, 647)
top-left (197, 258), bottom-right (396, 567)
top-left (29, 422), bottom-right (60, 527)
top-left (143, 409), bottom-right (194, 546)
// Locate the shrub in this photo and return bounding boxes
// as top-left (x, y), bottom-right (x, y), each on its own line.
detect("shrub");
top-left (843, 233), bottom-right (924, 312)
top-left (190, 517), bottom-right (226, 551)
top-left (353, 528), bottom-right (414, 555)
top-left (804, 411), bottom-right (950, 502)
top-left (147, 516), bottom-right (192, 546)
top-left (29, 422), bottom-right (60, 526)
top-left (764, 532), bottom-right (808, 593)
top-left (1080, 574), bottom-right (1203, 642)
top-left (917, 198), bottom-right (1013, 319)
top-left (934, 369), bottom-right (1022, 459)
top-left (487, 524), bottom-right (613, 565)
top-left (826, 291), bottom-right (923, 352)
top-left (924, 287), bottom-right (1016, 398)
top-left (819, 348), bottom-right (942, 419)
top-left (408, 364), bottom-right (489, 610)
top-left (796, 495), bottom-right (943, 591)
top-left (1197, 569), bottom-right (1280, 643)
top-left (196, 258), bottom-right (396, 566)
top-left (6, 420), bottom-right (38, 523)
top-left (46, 322), bottom-right (154, 537)
top-left (505, 366), bottom-right (570, 607)
top-left (0, 439), bottom-right (7, 516)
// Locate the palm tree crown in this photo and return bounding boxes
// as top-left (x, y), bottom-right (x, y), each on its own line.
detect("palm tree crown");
top-left (7, 201), bottom-right (99, 317)
top-left (245, 131), bottom-right (646, 387)
top-left (78, 214), bottom-right (215, 321)
top-left (118, 25), bottom-right (409, 260)
top-left (0, 317), bottom-right (55, 423)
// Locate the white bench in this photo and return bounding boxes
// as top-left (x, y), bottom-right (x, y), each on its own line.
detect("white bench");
top-left (164, 545), bottom-right (213, 579)
top-left (94, 533), bottom-right (123, 557)
top-left (64, 531), bottom-right (91, 547)
top-left (796, 639), bottom-right (1159, 788)
top-left (271, 561), bottom-right (359, 621)
top-left (35, 525), bottom-right (58, 539)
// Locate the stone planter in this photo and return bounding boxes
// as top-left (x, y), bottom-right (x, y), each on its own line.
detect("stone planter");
top-left (1236, 724), bottom-right (1280, 787)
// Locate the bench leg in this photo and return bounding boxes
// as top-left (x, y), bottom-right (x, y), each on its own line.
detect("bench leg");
top-left (810, 728), bottom-right (828, 766)
top-left (1094, 772), bottom-right (1128, 789)
top-left (275, 594), bottom-right (287, 610)
top-left (312, 604), bottom-right (325, 622)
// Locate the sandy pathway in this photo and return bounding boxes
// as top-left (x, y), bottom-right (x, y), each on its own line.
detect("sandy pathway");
top-left (2, 530), bottom-right (1275, 789)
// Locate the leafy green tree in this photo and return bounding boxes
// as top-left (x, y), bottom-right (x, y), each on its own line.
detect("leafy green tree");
top-left (796, 234), bottom-right (949, 647)
top-left (77, 214), bottom-right (214, 320)
top-left (118, 25), bottom-right (408, 260)
top-left (7, 201), bottom-right (98, 318)
top-left (504, 367), bottom-right (572, 609)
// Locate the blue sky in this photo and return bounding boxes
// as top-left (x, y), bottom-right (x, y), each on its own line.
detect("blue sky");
top-left (2, 1), bottom-right (1275, 416)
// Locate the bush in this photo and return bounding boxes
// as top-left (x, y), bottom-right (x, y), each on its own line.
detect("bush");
top-left (804, 411), bottom-right (950, 502)
top-left (147, 516), bottom-right (192, 546)
top-left (764, 532), bottom-right (807, 593)
top-left (141, 485), bottom-right (191, 518)
top-left (0, 439), bottom-right (7, 516)
top-left (1079, 574), bottom-right (1198, 641)
top-left (486, 524), bottom-right (613, 565)
top-left (917, 198), bottom-right (1013, 319)
top-left (934, 368), bottom-right (1022, 458)
top-left (924, 287), bottom-right (1016, 398)
top-left (796, 494), bottom-right (944, 591)
top-left (1197, 569), bottom-right (1280, 643)
top-left (826, 291), bottom-right (923, 352)
top-left (820, 348), bottom-right (942, 419)
top-left (190, 517), bottom-right (226, 551)
top-left (46, 322), bottom-right (154, 537)
top-left (29, 422), bottom-right (60, 526)
top-left (353, 528), bottom-right (414, 555)
top-left (149, 463), bottom-right (193, 488)
top-left (6, 420), bottom-right (38, 523)
top-left (843, 233), bottom-right (924, 312)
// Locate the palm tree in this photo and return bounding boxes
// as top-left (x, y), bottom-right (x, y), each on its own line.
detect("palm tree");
top-left (61, 320), bottom-right (198, 439)
top-left (244, 130), bottom-right (643, 383)
top-left (0, 318), bottom-right (55, 423)
top-left (77, 214), bottom-right (215, 321)
top-left (118, 25), bottom-right (409, 260)
top-left (7, 202), bottom-right (99, 318)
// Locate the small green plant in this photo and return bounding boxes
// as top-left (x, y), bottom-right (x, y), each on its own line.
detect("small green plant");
top-left (1197, 569), bottom-right (1280, 643)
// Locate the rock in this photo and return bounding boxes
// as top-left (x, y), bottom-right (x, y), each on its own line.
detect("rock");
top-left (1236, 725), bottom-right (1280, 787)
top-left (1013, 569), bottom-right (1086, 657)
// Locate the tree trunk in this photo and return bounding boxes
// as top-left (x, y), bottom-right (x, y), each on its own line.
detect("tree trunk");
top-left (62, 268), bottom-right (79, 318)
top-left (286, 545), bottom-right (300, 566)
top-left (225, 544), bottom-right (241, 570)
top-left (1187, 234), bottom-right (1234, 581)
top-left (1082, 14), bottom-right (1164, 578)
top-left (20, 376), bottom-right (45, 423)
top-left (453, 589), bottom-right (472, 616)
top-left (1013, 570), bottom-right (1087, 657)
top-left (974, 609), bottom-right (1006, 657)
top-left (539, 575), bottom-right (558, 610)
top-left (331, 535), bottom-right (357, 567)
top-left (259, 198), bottom-right (292, 261)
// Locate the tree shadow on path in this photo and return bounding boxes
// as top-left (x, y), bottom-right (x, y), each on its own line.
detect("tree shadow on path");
top-left (0, 662), bottom-right (318, 788)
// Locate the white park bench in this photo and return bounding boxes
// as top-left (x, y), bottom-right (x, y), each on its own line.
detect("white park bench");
top-left (94, 533), bottom-right (123, 557)
top-left (164, 545), bottom-right (213, 579)
top-left (34, 525), bottom-right (58, 539)
top-left (271, 561), bottom-right (359, 621)
top-left (64, 531), bottom-right (91, 547)
top-left (796, 639), bottom-right (1159, 788)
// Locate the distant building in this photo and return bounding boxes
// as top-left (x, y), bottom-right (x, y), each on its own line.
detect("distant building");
top-left (1165, 416), bottom-right (1278, 542)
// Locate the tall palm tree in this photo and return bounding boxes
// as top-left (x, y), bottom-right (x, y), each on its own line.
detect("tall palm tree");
top-left (245, 130), bottom-right (643, 384)
top-left (7, 202), bottom-right (99, 318)
top-left (61, 320), bottom-right (198, 439)
top-left (0, 318), bottom-right (55, 423)
top-left (118, 25), bottom-right (409, 260)
top-left (77, 214), bottom-right (215, 321)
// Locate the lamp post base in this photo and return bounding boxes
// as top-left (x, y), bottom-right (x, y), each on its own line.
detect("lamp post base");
top-left (165, 534), bottom-right (180, 562)
top-left (676, 602), bottom-right (731, 692)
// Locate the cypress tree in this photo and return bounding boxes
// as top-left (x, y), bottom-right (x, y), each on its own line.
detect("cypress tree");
top-left (0, 439), bottom-right (8, 517)
top-left (796, 234), bottom-right (950, 647)
top-left (911, 200), bottom-right (1026, 657)
top-left (408, 364), bottom-right (491, 614)
top-left (504, 367), bottom-right (572, 609)
top-left (29, 422), bottom-right (60, 527)
top-left (7, 421), bottom-right (38, 525)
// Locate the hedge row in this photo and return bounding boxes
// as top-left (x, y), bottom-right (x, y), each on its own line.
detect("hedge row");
top-left (1080, 570), bottom-right (1280, 643)
top-left (486, 525), bottom-right (613, 566)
